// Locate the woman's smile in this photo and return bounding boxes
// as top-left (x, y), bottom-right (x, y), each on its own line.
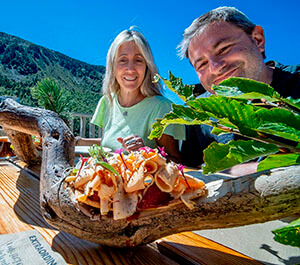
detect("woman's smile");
top-left (124, 76), bottom-right (138, 81)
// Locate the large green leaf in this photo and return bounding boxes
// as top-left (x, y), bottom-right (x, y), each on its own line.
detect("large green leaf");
top-left (257, 153), bottom-right (300, 171)
top-left (203, 140), bottom-right (278, 174)
top-left (166, 104), bottom-right (210, 123)
top-left (282, 97), bottom-right (300, 111)
top-left (149, 119), bottom-right (166, 140)
top-left (254, 108), bottom-right (300, 143)
top-left (257, 108), bottom-right (300, 130)
top-left (187, 96), bottom-right (258, 127)
top-left (188, 96), bottom-right (260, 137)
top-left (272, 218), bottom-right (300, 247)
top-left (149, 104), bottom-right (210, 140)
top-left (156, 72), bottom-right (195, 102)
top-left (216, 77), bottom-right (300, 112)
top-left (257, 122), bottom-right (300, 143)
top-left (216, 77), bottom-right (279, 97)
top-left (213, 118), bottom-right (239, 131)
top-left (225, 92), bottom-right (277, 103)
top-left (214, 85), bottom-right (277, 103)
top-left (150, 117), bottom-right (205, 140)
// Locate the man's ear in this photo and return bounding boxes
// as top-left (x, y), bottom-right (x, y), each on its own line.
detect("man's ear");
top-left (251, 25), bottom-right (265, 53)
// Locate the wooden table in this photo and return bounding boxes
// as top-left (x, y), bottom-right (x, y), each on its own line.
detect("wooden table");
top-left (0, 159), bottom-right (262, 265)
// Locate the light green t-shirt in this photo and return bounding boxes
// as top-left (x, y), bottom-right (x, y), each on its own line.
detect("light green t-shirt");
top-left (90, 95), bottom-right (185, 151)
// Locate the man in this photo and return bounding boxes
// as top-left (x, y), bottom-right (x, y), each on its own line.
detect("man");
top-left (177, 9), bottom-right (300, 264)
top-left (178, 6), bottom-right (300, 172)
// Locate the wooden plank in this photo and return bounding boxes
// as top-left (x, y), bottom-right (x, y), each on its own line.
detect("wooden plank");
top-left (157, 232), bottom-right (262, 265)
top-left (0, 161), bottom-right (178, 265)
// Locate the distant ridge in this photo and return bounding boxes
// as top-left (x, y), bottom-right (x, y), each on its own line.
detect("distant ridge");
top-left (0, 31), bottom-right (105, 114)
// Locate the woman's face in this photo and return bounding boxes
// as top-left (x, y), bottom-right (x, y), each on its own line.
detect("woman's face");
top-left (115, 41), bottom-right (147, 94)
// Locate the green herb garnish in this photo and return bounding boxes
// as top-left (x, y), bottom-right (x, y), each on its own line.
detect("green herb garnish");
top-left (88, 144), bottom-right (119, 177)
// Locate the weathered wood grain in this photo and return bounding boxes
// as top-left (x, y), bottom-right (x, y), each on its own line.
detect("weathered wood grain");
top-left (0, 98), bottom-right (299, 247)
top-left (0, 161), bottom-right (178, 265)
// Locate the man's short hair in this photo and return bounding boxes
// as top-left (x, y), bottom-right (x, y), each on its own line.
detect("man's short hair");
top-left (177, 6), bottom-right (265, 59)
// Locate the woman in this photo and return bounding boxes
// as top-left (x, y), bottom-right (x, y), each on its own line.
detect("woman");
top-left (77, 28), bottom-right (185, 162)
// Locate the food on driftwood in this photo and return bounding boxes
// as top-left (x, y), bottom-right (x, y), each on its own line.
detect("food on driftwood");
top-left (0, 98), bottom-right (299, 247)
top-left (64, 146), bottom-right (206, 220)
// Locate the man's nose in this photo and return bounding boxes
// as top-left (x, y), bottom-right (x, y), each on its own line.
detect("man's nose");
top-left (209, 57), bottom-right (226, 74)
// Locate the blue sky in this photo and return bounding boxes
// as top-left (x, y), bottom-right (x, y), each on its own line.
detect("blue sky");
top-left (0, 0), bottom-right (299, 103)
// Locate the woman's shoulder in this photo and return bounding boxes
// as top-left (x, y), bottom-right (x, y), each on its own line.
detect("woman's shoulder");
top-left (146, 95), bottom-right (173, 105)
top-left (142, 95), bottom-right (173, 114)
top-left (99, 94), bottom-right (116, 105)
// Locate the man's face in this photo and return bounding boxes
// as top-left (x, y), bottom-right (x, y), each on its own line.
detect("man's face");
top-left (188, 21), bottom-right (265, 93)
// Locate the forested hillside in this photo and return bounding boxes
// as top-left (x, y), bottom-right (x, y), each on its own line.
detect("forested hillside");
top-left (0, 32), bottom-right (105, 115)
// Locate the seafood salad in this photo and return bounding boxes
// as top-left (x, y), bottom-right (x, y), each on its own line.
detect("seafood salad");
top-left (64, 145), bottom-right (206, 220)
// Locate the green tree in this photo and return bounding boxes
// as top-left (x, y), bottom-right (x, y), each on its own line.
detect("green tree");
top-left (31, 78), bottom-right (70, 125)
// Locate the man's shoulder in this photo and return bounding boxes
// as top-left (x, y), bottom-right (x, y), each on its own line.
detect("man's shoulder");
top-left (268, 60), bottom-right (300, 74)
top-left (268, 60), bottom-right (300, 99)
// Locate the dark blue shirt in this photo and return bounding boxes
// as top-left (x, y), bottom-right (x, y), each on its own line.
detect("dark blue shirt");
top-left (267, 61), bottom-right (300, 99)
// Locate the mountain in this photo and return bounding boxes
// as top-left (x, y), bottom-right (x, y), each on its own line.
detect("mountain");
top-left (0, 32), bottom-right (105, 115)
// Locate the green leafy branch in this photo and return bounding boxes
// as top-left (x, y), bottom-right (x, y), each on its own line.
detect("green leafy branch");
top-left (149, 72), bottom-right (300, 174)
top-left (150, 72), bottom-right (300, 248)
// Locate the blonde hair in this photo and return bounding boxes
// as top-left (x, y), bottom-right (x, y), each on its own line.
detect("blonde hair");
top-left (103, 27), bottom-right (161, 102)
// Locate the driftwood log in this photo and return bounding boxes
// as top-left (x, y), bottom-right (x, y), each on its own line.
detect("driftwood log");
top-left (0, 98), bottom-right (299, 247)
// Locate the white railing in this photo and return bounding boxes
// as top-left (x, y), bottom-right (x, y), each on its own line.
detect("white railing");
top-left (69, 112), bottom-right (102, 138)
